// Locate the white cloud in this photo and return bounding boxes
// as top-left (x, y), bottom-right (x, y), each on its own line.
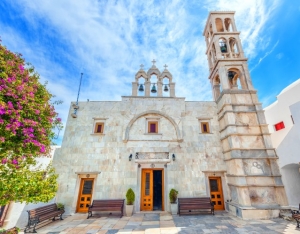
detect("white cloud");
top-left (0, 0), bottom-right (281, 144)
top-left (250, 40), bottom-right (279, 72)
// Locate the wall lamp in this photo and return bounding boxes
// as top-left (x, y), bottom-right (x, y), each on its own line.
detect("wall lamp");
top-left (172, 154), bottom-right (176, 161)
top-left (129, 154), bottom-right (132, 161)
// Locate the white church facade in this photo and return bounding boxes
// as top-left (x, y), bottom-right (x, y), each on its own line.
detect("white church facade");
top-left (53, 11), bottom-right (288, 220)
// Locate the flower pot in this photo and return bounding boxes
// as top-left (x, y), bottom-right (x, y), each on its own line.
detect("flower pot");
top-left (170, 203), bottom-right (178, 215)
top-left (125, 205), bottom-right (134, 216)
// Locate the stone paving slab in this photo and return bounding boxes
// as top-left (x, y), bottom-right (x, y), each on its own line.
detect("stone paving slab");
top-left (18, 211), bottom-right (300, 234)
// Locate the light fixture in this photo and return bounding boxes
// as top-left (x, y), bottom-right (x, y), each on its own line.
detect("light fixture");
top-left (172, 154), bottom-right (175, 161)
top-left (164, 84), bottom-right (169, 92)
top-left (138, 84), bottom-right (144, 92)
top-left (129, 154), bottom-right (132, 161)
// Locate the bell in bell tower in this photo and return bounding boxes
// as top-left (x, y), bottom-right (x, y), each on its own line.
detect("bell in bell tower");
top-left (203, 11), bottom-right (288, 219)
top-left (132, 60), bottom-right (175, 97)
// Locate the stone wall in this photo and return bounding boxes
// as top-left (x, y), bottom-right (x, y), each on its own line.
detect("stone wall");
top-left (53, 97), bottom-right (227, 214)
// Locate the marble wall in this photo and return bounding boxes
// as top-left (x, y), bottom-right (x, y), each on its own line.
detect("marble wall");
top-left (53, 97), bottom-right (227, 214)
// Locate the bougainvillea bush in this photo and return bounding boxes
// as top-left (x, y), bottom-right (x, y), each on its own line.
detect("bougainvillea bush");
top-left (0, 41), bottom-right (62, 205)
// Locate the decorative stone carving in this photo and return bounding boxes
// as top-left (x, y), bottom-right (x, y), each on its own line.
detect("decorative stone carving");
top-left (136, 152), bottom-right (169, 160)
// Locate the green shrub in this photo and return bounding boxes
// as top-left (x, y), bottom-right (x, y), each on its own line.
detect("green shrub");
top-left (169, 189), bottom-right (178, 203)
top-left (126, 188), bottom-right (135, 205)
top-left (56, 202), bottom-right (64, 210)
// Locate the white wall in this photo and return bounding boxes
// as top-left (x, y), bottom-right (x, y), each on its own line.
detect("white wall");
top-left (264, 79), bottom-right (300, 148)
top-left (3, 146), bottom-right (60, 230)
top-left (264, 80), bottom-right (300, 207)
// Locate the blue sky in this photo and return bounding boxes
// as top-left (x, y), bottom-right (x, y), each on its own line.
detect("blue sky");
top-left (1, 0), bottom-right (299, 145)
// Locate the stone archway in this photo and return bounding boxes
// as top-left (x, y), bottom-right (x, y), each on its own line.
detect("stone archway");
top-left (123, 110), bottom-right (182, 142)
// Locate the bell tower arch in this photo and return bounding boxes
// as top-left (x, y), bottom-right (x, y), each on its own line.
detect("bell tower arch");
top-left (203, 11), bottom-right (288, 219)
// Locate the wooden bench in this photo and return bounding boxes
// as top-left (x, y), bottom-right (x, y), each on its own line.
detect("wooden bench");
top-left (24, 203), bottom-right (64, 233)
top-left (87, 199), bottom-right (124, 219)
top-left (291, 204), bottom-right (300, 228)
top-left (178, 197), bottom-right (214, 216)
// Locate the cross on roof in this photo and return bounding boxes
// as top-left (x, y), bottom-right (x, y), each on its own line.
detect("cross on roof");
top-left (140, 64), bottom-right (144, 70)
top-left (164, 64), bottom-right (168, 69)
top-left (151, 59), bottom-right (156, 66)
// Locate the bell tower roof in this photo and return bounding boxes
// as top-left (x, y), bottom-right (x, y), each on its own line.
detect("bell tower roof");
top-left (135, 64), bottom-right (147, 80)
top-left (160, 64), bottom-right (173, 81)
top-left (147, 59), bottom-right (161, 77)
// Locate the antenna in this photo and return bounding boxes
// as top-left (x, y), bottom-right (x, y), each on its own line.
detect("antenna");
top-left (71, 73), bottom-right (83, 118)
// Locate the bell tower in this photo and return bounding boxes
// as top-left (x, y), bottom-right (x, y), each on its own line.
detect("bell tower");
top-left (204, 11), bottom-right (288, 219)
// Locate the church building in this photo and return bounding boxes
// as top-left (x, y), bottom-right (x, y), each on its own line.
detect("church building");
top-left (53, 11), bottom-right (288, 219)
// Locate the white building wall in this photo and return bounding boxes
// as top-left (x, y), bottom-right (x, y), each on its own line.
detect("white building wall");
top-left (3, 146), bottom-right (60, 229)
top-left (264, 79), bottom-right (300, 208)
top-left (264, 79), bottom-right (300, 148)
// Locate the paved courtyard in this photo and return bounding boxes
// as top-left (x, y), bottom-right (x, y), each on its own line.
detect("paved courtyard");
top-left (22, 211), bottom-right (299, 234)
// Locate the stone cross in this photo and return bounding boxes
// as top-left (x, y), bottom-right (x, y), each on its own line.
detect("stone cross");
top-left (140, 64), bottom-right (144, 70)
top-left (164, 64), bottom-right (168, 69)
top-left (151, 59), bottom-right (156, 66)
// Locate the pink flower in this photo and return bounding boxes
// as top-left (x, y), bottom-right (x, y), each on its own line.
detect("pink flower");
top-left (40, 145), bottom-right (46, 153)
top-left (19, 64), bottom-right (24, 72)
top-left (35, 110), bottom-right (40, 114)
top-left (1, 158), bottom-right (7, 164)
top-left (57, 118), bottom-right (61, 122)
top-left (7, 101), bottom-right (13, 109)
top-left (12, 159), bottom-right (18, 165)
top-left (0, 107), bottom-right (5, 115)
top-left (0, 137), bottom-right (5, 143)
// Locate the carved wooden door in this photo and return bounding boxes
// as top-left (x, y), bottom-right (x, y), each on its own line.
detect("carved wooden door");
top-left (209, 177), bottom-right (224, 210)
top-left (77, 178), bottom-right (94, 213)
top-left (141, 169), bottom-right (153, 211)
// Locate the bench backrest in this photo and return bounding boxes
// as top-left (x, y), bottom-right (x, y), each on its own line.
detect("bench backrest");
top-left (178, 197), bottom-right (213, 205)
top-left (28, 204), bottom-right (58, 217)
top-left (91, 199), bottom-right (124, 207)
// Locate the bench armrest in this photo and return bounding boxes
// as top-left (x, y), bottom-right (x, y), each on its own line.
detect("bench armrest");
top-left (29, 215), bottom-right (39, 224)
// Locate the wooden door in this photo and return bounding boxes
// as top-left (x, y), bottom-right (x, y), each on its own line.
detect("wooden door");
top-left (141, 169), bottom-right (153, 211)
top-left (77, 178), bottom-right (94, 213)
top-left (209, 177), bottom-right (224, 210)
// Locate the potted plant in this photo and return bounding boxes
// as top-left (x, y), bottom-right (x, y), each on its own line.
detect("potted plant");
top-left (56, 203), bottom-right (65, 210)
top-left (125, 188), bottom-right (135, 216)
top-left (169, 188), bottom-right (178, 215)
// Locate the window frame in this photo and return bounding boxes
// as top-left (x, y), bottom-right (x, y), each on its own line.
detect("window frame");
top-left (197, 117), bottom-right (213, 134)
top-left (148, 121), bottom-right (158, 133)
top-left (92, 118), bottom-right (107, 135)
top-left (94, 122), bottom-right (104, 134)
top-left (201, 122), bottom-right (210, 134)
top-left (274, 121), bottom-right (285, 131)
top-left (145, 117), bottom-right (161, 135)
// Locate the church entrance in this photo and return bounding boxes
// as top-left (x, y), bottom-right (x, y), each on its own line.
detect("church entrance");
top-left (141, 169), bottom-right (164, 211)
top-left (76, 178), bottom-right (94, 213)
top-left (209, 177), bottom-right (224, 210)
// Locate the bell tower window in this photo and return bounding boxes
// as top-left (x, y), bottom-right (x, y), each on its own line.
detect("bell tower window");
top-left (215, 18), bottom-right (224, 32)
top-left (219, 38), bottom-right (228, 53)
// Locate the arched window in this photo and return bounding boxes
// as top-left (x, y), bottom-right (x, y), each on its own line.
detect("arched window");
top-left (219, 38), bottom-right (227, 53)
top-left (162, 77), bottom-right (170, 97)
top-left (215, 18), bottom-right (224, 32)
top-left (227, 69), bottom-right (245, 89)
top-left (229, 38), bottom-right (239, 57)
top-left (224, 18), bottom-right (233, 32)
top-left (150, 74), bottom-right (158, 96)
top-left (213, 75), bottom-right (222, 100)
top-left (138, 77), bottom-right (145, 96)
